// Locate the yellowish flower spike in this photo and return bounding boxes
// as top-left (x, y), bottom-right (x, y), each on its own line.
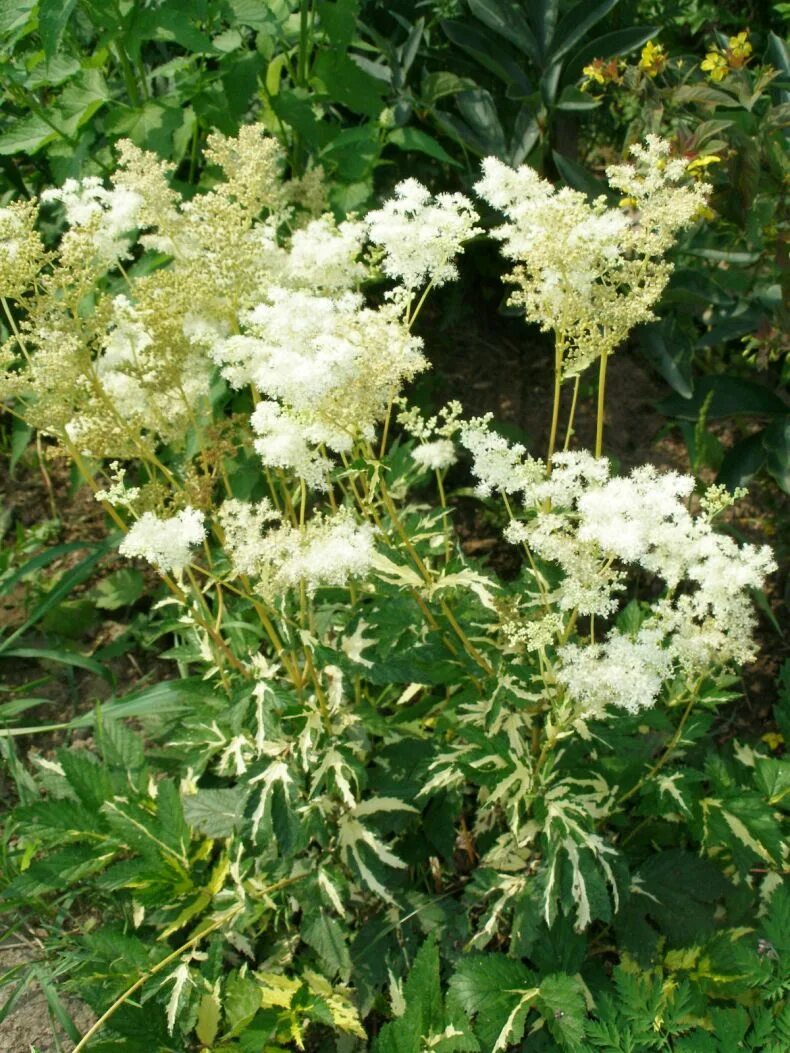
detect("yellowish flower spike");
top-left (639, 40), bottom-right (668, 77)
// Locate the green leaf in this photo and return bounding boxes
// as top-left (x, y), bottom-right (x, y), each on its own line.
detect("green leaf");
top-left (754, 757), bottom-right (790, 807)
top-left (615, 851), bottom-right (731, 965)
top-left (376, 936), bottom-right (477, 1053)
top-left (38, 0), bottom-right (78, 58)
top-left (0, 538), bottom-right (113, 652)
top-left (450, 954), bottom-right (537, 1051)
top-left (565, 25), bottom-right (658, 83)
top-left (420, 70), bottom-right (477, 105)
top-left (0, 114), bottom-right (59, 156)
top-left (59, 749), bottom-right (114, 811)
top-left (92, 568), bottom-right (144, 610)
top-left (317, 0), bottom-right (360, 51)
top-left (537, 974), bottom-right (587, 1046)
top-left (552, 149), bottom-right (610, 200)
top-left (657, 376), bottom-right (787, 421)
top-left (387, 126), bottom-right (460, 166)
top-left (311, 51), bottom-right (385, 117)
top-left (1, 645), bottom-right (111, 680)
top-left (441, 20), bottom-right (533, 95)
top-left (223, 970), bottom-right (261, 1036)
top-left (302, 911), bottom-right (352, 980)
top-left (182, 787), bottom-right (247, 838)
top-left (763, 417), bottom-right (790, 493)
top-left (548, 0), bottom-right (619, 62)
top-left (107, 100), bottom-right (188, 156)
top-left (716, 431), bottom-right (767, 491)
top-left (196, 989), bottom-right (221, 1046)
top-left (56, 68), bottom-right (110, 134)
top-left (456, 89), bottom-right (507, 157)
top-left (466, 0), bottom-right (540, 64)
top-left (0, 0), bottom-right (36, 37)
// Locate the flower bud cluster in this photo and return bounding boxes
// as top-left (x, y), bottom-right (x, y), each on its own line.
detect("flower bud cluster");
top-left (476, 135), bottom-right (710, 376)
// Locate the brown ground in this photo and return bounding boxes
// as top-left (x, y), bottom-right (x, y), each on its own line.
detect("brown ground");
top-left (0, 942), bottom-right (96, 1053)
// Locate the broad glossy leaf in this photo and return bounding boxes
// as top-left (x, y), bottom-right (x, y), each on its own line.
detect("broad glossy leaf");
top-left (508, 106), bottom-right (540, 165)
top-left (763, 417), bottom-right (790, 493)
top-left (552, 149), bottom-right (610, 199)
top-left (456, 89), bottom-right (507, 157)
top-left (549, 0), bottom-right (619, 63)
top-left (467, 0), bottom-right (540, 63)
top-left (658, 376), bottom-right (786, 421)
top-left (565, 24), bottom-right (658, 83)
top-left (388, 126), bottom-right (460, 166)
top-left (639, 320), bottom-right (694, 398)
top-left (441, 20), bottom-right (533, 95)
top-left (715, 431), bottom-right (765, 492)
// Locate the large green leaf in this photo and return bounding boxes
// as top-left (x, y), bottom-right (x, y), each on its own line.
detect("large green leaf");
top-left (441, 19), bottom-right (533, 95)
top-left (657, 376), bottom-right (786, 421)
top-left (38, 0), bottom-right (78, 58)
top-left (466, 0), bottom-right (540, 64)
top-left (387, 126), bottom-right (460, 166)
top-left (450, 954), bottom-right (537, 1051)
top-left (763, 417), bottom-right (790, 493)
top-left (0, 114), bottom-right (59, 155)
top-left (565, 24), bottom-right (658, 83)
top-left (548, 0), bottom-right (619, 62)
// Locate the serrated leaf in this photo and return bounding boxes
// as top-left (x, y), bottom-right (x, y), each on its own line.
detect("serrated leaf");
top-left (537, 974), bottom-right (587, 1046)
top-left (301, 911), bottom-right (352, 980)
top-left (183, 787), bottom-right (247, 838)
top-left (450, 955), bottom-right (537, 1051)
top-left (0, 114), bottom-right (58, 156)
top-left (92, 568), bottom-right (144, 610)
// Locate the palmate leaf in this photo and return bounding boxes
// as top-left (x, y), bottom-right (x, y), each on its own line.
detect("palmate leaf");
top-left (301, 910), bottom-right (352, 981)
top-left (450, 954), bottom-right (537, 1052)
top-left (375, 936), bottom-right (478, 1053)
top-left (698, 793), bottom-right (784, 870)
top-left (616, 850), bottom-right (732, 966)
top-left (2, 844), bottom-right (115, 899)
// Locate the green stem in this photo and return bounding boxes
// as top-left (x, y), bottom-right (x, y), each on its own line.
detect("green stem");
top-left (617, 692), bottom-right (697, 808)
top-left (546, 333), bottom-right (565, 468)
top-left (563, 374), bottom-right (580, 451)
top-left (595, 349), bottom-right (609, 459)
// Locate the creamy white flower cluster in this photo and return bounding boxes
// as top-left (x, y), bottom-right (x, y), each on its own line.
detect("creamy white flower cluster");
top-left (0, 202), bottom-right (43, 298)
top-left (367, 178), bottom-right (481, 291)
top-left (464, 432), bottom-right (775, 715)
top-left (218, 500), bottom-right (375, 598)
top-left (119, 507), bottom-right (206, 573)
top-left (212, 289), bottom-right (426, 488)
top-left (397, 400), bottom-right (465, 473)
top-left (476, 135), bottom-right (710, 376)
top-left (41, 177), bottom-right (142, 266)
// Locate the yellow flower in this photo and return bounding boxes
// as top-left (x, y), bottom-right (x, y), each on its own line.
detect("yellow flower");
top-left (582, 57), bottom-right (622, 88)
top-left (728, 30), bottom-right (753, 68)
top-left (639, 40), bottom-right (668, 77)
top-left (686, 154), bottom-right (722, 173)
top-left (583, 61), bottom-right (606, 85)
top-left (701, 50), bottom-right (729, 82)
top-left (762, 731), bottom-right (784, 751)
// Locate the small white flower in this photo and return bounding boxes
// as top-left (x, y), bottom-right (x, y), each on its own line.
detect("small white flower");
top-left (367, 179), bottom-right (480, 290)
top-left (119, 507), bottom-right (206, 573)
top-left (412, 438), bottom-right (457, 472)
